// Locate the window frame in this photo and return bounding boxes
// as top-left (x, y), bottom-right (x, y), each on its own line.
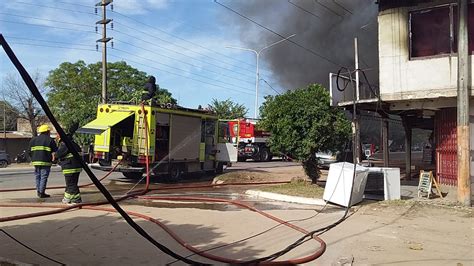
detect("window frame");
top-left (408, 3), bottom-right (456, 60)
top-left (408, 1), bottom-right (474, 60)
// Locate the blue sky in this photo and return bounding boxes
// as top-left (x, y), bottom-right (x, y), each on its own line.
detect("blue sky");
top-left (0, 0), bottom-right (284, 117)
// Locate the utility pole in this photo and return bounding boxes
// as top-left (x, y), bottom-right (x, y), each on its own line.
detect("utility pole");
top-left (96, 0), bottom-right (113, 104)
top-left (354, 38), bottom-right (361, 164)
top-left (402, 116), bottom-right (412, 180)
top-left (457, 0), bottom-right (471, 206)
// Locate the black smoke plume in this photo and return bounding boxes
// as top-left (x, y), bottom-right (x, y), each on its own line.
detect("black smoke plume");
top-left (221, 0), bottom-right (379, 91)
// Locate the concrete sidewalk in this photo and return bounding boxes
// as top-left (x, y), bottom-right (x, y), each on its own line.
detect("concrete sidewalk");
top-left (0, 191), bottom-right (471, 265)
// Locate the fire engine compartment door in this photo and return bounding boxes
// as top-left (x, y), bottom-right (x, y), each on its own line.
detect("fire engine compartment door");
top-left (169, 114), bottom-right (201, 161)
top-left (216, 143), bottom-right (238, 163)
top-left (77, 111), bottom-right (134, 135)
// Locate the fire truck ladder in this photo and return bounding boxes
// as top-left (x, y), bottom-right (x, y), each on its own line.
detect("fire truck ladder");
top-left (136, 111), bottom-right (149, 157)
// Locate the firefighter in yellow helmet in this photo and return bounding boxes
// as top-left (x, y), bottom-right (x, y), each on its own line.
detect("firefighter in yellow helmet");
top-left (29, 124), bottom-right (57, 198)
top-left (56, 133), bottom-right (83, 204)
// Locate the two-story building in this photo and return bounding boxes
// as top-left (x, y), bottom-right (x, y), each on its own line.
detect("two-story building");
top-left (377, 0), bottom-right (473, 202)
top-left (332, 0), bottom-right (473, 204)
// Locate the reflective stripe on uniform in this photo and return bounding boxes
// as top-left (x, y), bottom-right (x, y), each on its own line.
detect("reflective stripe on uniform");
top-left (64, 192), bottom-right (81, 200)
top-left (32, 161), bottom-right (52, 166)
top-left (62, 168), bottom-right (82, 174)
top-left (64, 153), bottom-right (74, 159)
top-left (31, 146), bottom-right (52, 152)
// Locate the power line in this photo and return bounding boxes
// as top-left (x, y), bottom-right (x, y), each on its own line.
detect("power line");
top-left (56, 0), bottom-right (93, 9)
top-left (111, 20), bottom-right (258, 78)
top-left (287, 0), bottom-right (321, 19)
top-left (58, 0), bottom-right (252, 65)
top-left (5, 40), bottom-right (264, 103)
top-left (214, 0), bottom-right (344, 68)
top-left (109, 51), bottom-right (260, 97)
top-left (114, 39), bottom-right (255, 85)
top-left (333, 0), bottom-right (353, 15)
top-left (9, 42), bottom-right (97, 52)
top-left (314, 0), bottom-right (343, 18)
top-left (111, 46), bottom-right (255, 93)
top-left (4, 13), bottom-right (256, 86)
top-left (4, 36), bottom-right (92, 47)
top-left (111, 52), bottom-right (266, 99)
top-left (260, 78), bottom-right (283, 95)
top-left (0, 19), bottom-right (96, 34)
top-left (9, 0), bottom-right (276, 77)
top-left (5, 41), bottom-right (264, 100)
top-left (10, 1), bottom-right (98, 16)
top-left (3, 19), bottom-right (260, 95)
top-left (111, 21), bottom-right (260, 78)
top-left (112, 27), bottom-right (256, 80)
top-left (0, 12), bottom-right (93, 28)
top-left (7, 1), bottom-right (273, 79)
top-left (110, 9), bottom-right (258, 70)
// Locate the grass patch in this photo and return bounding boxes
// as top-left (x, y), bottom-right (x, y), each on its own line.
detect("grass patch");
top-left (259, 179), bottom-right (324, 198)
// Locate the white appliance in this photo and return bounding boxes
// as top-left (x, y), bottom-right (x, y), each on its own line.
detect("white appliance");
top-left (323, 162), bottom-right (369, 207)
top-left (364, 167), bottom-right (400, 200)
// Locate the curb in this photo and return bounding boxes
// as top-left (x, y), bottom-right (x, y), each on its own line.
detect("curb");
top-left (245, 190), bottom-right (326, 206)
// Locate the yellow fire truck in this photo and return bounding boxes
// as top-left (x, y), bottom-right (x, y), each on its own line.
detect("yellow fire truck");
top-left (77, 103), bottom-right (237, 181)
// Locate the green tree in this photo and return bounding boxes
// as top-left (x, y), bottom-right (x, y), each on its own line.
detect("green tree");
top-left (259, 84), bottom-right (351, 182)
top-left (46, 60), bottom-right (176, 135)
top-left (207, 98), bottom-right (248, 119)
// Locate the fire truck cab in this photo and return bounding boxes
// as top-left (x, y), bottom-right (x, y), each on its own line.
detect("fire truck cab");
top-left (77, 103), bottom-right (237, 181)
top-left (226, 119), bottom-right (272, 162)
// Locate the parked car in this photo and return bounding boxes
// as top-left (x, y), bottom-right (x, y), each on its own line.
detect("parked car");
top-left (0, 150), bottom-right (11, 168)
top-left (316, 142), bottom-right (368, 168)
top-left (316, 152), bottom-right (339, 169)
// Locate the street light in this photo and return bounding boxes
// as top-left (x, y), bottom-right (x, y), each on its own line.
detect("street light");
top-left (226, 34), bottom-right (295, 118)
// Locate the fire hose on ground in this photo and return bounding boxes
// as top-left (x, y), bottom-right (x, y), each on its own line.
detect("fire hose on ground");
top-left (0, 34), bottom-right (339, 265)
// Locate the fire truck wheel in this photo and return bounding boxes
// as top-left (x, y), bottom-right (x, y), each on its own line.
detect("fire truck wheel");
top-left (168, 164), bottom-right (183, 182)
top-left (260, 148), bottom-right (271, 162)
top-left (122, 172), bottom-right (143, 179)
top-left (215, 162), bottom-right (224, 174)
top-left (99, 159), bottom-right (111, 166)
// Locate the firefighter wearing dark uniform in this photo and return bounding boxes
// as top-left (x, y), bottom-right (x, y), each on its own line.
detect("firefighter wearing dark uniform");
top-left (56, 134), bottom-right (82, 204)
top-left (29, 124), bottom-right (57, 198)
top-left (141, 75), bottom-right (158, 103)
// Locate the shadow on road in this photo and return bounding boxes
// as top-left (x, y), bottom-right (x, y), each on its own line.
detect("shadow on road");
top-left (0, 208), bottom-right (268, 265)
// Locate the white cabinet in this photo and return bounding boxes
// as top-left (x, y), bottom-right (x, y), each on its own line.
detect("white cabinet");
top-left (323, 162), bottom-right (369, 207)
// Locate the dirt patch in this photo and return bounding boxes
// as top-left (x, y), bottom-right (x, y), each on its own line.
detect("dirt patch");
top-left (215, 162), bottom-right (310, 184)
top-left (213, 171), bottom-right (277, 183)
top-left (259, 179), bottom-right (325, 198)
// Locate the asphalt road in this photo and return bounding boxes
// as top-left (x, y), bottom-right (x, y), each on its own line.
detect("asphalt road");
top-left (0, 161), bottom-right (306, 210)
top-left (0, 166), bottom-right (124, 190)
top-left (0, 160), bottom-right (298, 190)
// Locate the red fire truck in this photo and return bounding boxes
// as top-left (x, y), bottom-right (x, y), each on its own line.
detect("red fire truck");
top-left (226, 119), bottom-right (273, 162)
